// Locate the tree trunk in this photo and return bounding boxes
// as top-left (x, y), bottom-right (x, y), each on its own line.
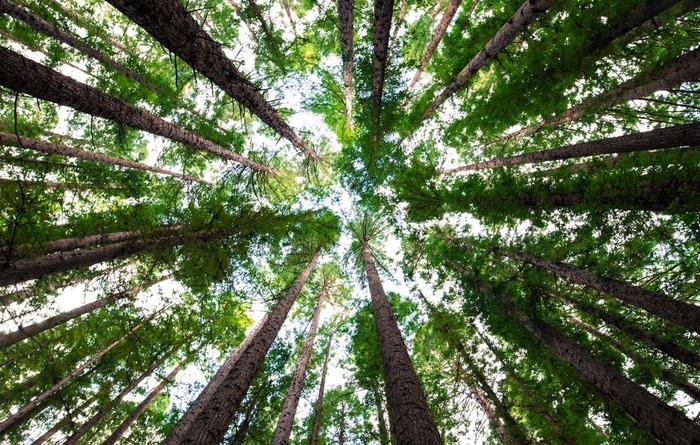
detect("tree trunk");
top-left (7, 230), bottom-right (141, 260)
top-left (309, 332), bottom-right (333, 445)
top-left (361, 241), bottom-right (443, 445)
top-left (389, 0), bottom-right (408, 47)
top-left (0, 320), bottom-right (143, 434)
top-left (104, 0), bottom-right (320, 161)
top-left (229, 397), bottom-right (259, 445)
top-left (407, 0), bottom-right (464, 92)
top-left (164, 248), bottom-right (321, 445)
top-left (30, 391), bottom-right (103, 445)
top-left (421, 0), bottom-right (558, 121)
top-left (372, 0), bottom-right (395, 115)
top-left (490, 47), bottom-right (700, 145)
top-left (0, 277), bottom-right (167, 349)
top-left (0, 0), bottom-right (164, 94)
top-left (0, 46), bottom-right (275, 174)
top-left (562, 293), bottom-right (700, 370)
top-left (373, 385), bottom-right (391, 445)
top-left (337, 0), bottom-right (354, 130)
top-left (503, 249), bottom-right (700, 334)
top-left (497, 290), bottom-right (700, 445)
top-left (441, 122), bottom-right (700, 173)
top-left (281, 0), bottom-right (298, 37)
top-left (101, 359), bottom-right (186, 445)
top-left (0, 131), bottom-right (207, 183)
top-left (271, 285), bottom-right (326, 445)
top-left (338, 401), bottom-right (347, 445)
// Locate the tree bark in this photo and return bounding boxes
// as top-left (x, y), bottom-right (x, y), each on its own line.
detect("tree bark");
top-left (503, 250), bottom-right (700, 334)
top-left (30, 391), bottom-right (102, 445)
top-left (0, 277), bottom-right (167, 349)
top-left (164, 248), bottom-right (321, 445)
top-left (441, 122), bottom-right (700, 173)
top-left (407, 0), bottom-right (464, 92)
top-left (361, 242), bottom-right (443, 445)
top-left (0, 320), bottom-right (143, 434)
top-left (372, 0), bottom-right (395, 115)
top-left (421, 0), bottom-right (559, 121)
top-left (104, 0), bottom-right (320, 161)
top-left (490, 47), bottom-right (700, 145)
top-left (338, 0), bottom-right (355, 129)
top-left (101, 359), bottom-right (186, 445)
top-left (309, 332), bottom-right (333, 445)
top-left (497, 291), bottom-right (700, 445)
top-left (0, 131), bottom-right (207, 183)
top-left (271, 285), bottom-right (326, 445)
top-left (373, 385), bottom-right (391, 445)
top-left (0, 46), bottom-right (275, 174)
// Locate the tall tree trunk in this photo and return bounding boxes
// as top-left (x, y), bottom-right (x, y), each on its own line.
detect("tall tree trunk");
top-left (389, 0), bottom-right (408, 47)
top-left (496, 290), bottom-right (700, 445)
top-left (30, 390), bottom-right (104, 445)
top-left (361, 241), bottom-right (442, 445)
top-left (407, 0), bottom-right (464, 92)
top-left (441, 122), bottom-right (700, 173)
top-left (0, 46), bottom-right (275, 174)
top-left (104, 0), bottom-right (320, 161)
top-left (0, 320), bottom-right (144, 434)
top-left (164, 248), bottom-right (321, 445)
top-left (0, 131), bottom-right (206, 183)
top-left (271, 285), bottom-right (327, 445)
top-left (337, 401), bottom-right (347, 445)
top-left (490, 47), bottom-right (700, 145)
top-left (502, 249), bottom-right (700, 333)
top-left (372, 0), bottom-right (395, 116)
top-left (0, 0), bottom-right (164, 94)
top-left (281, 0), bottom-right (298, 37)
top-left (562, 293), bottom-right (700, 370)
top-left (0, 277), bottom-right (167, 349)
top-left (101, 359), bottom-right (186, 445)
top-left (373, 385), bottom-right (391, 445)
top-left (309, 332), bottom-right (333, 445)
top-left (420, 0), bottom-right (558, 121)
top-left (229, 394), bottom-right (260, 445)
top-left (337, 0), bottom-right (355, 130)
top-left (7, 230), bottom-right (142, 260)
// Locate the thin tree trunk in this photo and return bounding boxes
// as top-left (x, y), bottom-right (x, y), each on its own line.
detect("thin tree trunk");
top-left (229, 397), bottom-right (259, 445)
top-left (503, 250), bottom-right (700, 334)
top-left (30, 390), bottom-right (103, 445)
top-left (0, 0), bottom-right (164, 94)
top-left (281, 0), bottom-right (298, 37)
top-left (389, 0), bottom-right (408, 47)
top-left (496, 290), bottom-right (700, 445)
top-left (361, 241), bottom-right (442, 445)
top-left (7, 230), bottom-right (141, 260)
top-left (407, 0), bottom-right (464, 92)
top-left (0, 277), bottom-right (167, 349)
top-left (0, 46), bottom-right (275, 174)
top-left (338, 0), bottom-right (354, 129)
top-left (441, 122), bottom-right (700, 173)
top-left (101, 359), bottom-right (186, 445)
top-left (338, 401), bottom-right (347, 445)
top-left (164, 248), bottom-right (321, 445)
top-left (373, 385), bottom-right (391, 445)
top-left (372, 0), bottom-right (395, 115)
top-left (271, 285), bottom-right (326, 445)
top-left (0, 320), bottom-right (143, 434)
top-left (309, 332), bottom-right (333, 445)
top-left (104, 0), bottom-right (320, 161)
top-left (490, 47), bottom-right (700, 145)
top-left (420, 0), bottom-right (558, 121)
top-left (0, 131), bottom-right (207, 183)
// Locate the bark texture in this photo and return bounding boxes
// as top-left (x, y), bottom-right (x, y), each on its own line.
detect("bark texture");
top-left (271, 286), bottom-right (326, 445)
top-left (362, 242), bottom-right (443, 445)
top-left (165, 249), bottom-right (321, 445)
top-left (505, 250), bottom-right (700, 334)
top-left (372, 0), bottom-right (395, 114)
top-left (338, 0), bottom-right (355, 129)
top-left (0, 131), bottom-right (206, 183)
top-left (442, 122), bottom-right (700, 173)
top-left (104, 0), bottom-right (320, 160)
top-left (498, 292), bottom-right (700, 445)
top-left (0, 46), bottom-right (275, 173)
top-left (421, 0), bottom-right (558, 121)
top-left (309, 332), bottom-right (333, 445)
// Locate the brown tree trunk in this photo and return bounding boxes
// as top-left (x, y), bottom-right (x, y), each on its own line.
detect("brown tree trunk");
top-left (104, 0), bottom-right (320, 161)
top-left (497, 291), bottom-right (700, 445)
top-left (490, 47), bottom-right (700, 145)
top-left (0, 320), bottom-right (143, 434)
top-left (309, 332), bottom-right (333, 445)
top-left (372, 0), bottom-right (395, 115)
top-left (338, 0), bottom-right (355, 130)
top-left (271, 285), bottom-right (326, 444)
top-left (0, 46), bottom-right (275, 174)
top-left (164, 248), bottom-right (321, 445)
top-left (0, 0), bottom-right (164, 93)
top-left (0, 277), bottom-right (167, 349)
top-left (361, 242), bottom-right (443, 444)
top-left (373, 385), bottom-right (391, 445)
top-left (389, 0), bottom-right (408, 47)
top-left (281, 0), bottom-right (298, 37)
top-left (30, 391), bottom-right (103, 445)
top-left (421, 0), bottom-right (558, 121)
top-left (101, 359), bottom-right (186, 445)
top-left (441, 122), bottom-right (700, 173)
top-left (503, 250), bottom-right (700, 334)
top-left (407, 0), bottom-right (464, 92)
top-left (0, 131), bottom-right (207, 183)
